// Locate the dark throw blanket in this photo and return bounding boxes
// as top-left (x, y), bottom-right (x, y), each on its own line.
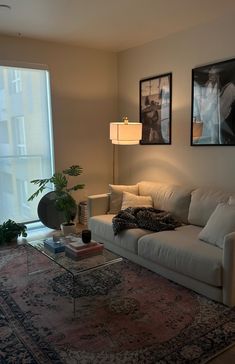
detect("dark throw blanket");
top-left (112, 207), bottom-right (182, 235)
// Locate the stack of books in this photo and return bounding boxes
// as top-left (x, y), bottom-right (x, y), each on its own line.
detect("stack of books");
top-left (44, 237), bottom-right (65, 253)
top-left (65, 238), bottom-right (103, 260)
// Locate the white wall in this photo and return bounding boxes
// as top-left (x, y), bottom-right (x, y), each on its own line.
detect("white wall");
top-left (117, 11), bottom-right (235, 192)
top-left (0, 34), bottom-right (117, 199)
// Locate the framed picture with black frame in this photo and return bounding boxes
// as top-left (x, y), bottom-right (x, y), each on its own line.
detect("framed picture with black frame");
top-left (139, 73), bottom-right (172, 145)
top-left (191, 58), bottom-right (235, 146)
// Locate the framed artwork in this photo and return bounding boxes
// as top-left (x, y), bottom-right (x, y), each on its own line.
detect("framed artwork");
top-left (191, 58), bottom-right (235, 146)
top-left (139, 73), bottom-right (172, 145)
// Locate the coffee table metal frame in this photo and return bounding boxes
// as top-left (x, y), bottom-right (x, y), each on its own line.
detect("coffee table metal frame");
top-left (25, 240), bottom-right (122, 316)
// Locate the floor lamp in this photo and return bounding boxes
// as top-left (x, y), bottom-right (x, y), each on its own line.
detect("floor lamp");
top-left (109, 116), bottom-right (142, 184)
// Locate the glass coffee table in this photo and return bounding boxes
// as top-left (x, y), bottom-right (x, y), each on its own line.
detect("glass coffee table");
top-left (25, 239), bottom-right (122, 316)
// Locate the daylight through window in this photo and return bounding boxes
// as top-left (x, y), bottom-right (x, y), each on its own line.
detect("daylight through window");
top-left (0, 65), bottom-right (54, 224)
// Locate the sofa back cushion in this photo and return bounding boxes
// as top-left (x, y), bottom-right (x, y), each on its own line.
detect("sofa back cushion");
top-left (108, 184), bottom-right (139, 214)
top-left (188, 188), bottom-right (230, 227)
top-left (138, 181), bottom-right (165, 198)
top-left (138, 181), bottom-right (192, 223)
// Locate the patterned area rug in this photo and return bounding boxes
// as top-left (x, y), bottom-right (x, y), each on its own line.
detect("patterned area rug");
top-left (0, 245), bottom-right (235, 364)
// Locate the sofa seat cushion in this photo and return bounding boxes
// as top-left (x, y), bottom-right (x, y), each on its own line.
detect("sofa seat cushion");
top-left (138, 225), bottom-right (222, 287)
top-left (89, 214), bottom-right (152, 254)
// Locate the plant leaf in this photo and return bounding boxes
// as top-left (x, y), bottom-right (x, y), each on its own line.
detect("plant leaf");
top-left (67, 184), bottom-right (85, 192)
top-left (63, 165), bottom-right (83, 176)
top-left (51, 173), bottom-right (67, 191)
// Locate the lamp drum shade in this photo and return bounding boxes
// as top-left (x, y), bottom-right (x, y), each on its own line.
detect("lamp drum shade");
top-left (110, 122), bottom-right (142, 145)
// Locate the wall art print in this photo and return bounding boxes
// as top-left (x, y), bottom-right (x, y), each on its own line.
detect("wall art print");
top-left (191, 58), bottom-right (235, 145)
top-left (139, 73), bottom-right (172, 145)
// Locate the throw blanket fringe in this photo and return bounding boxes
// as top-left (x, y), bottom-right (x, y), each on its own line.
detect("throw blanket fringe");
top-left (112, 207), bottom-right (182, 235)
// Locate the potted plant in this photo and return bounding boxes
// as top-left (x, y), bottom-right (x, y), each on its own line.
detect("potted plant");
top-left (0, 219), bottom-right (27, 245)
top-left (28, 165), bottom-right (85, 235)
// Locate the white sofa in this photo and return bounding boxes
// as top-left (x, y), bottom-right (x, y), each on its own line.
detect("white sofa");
top-left (88, 181), bottom-right (235, 307)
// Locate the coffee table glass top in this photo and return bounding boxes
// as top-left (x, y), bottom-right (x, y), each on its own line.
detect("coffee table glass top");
top-left (26, 239), bottom-right (122, 277)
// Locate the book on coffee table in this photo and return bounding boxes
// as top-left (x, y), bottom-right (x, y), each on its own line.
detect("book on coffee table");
top-left (44, 238), bottom-right (65, 253)
top-left (65, 241), bottom-right (104, 260)
top-left (68, 237), bottom-right (97, 250)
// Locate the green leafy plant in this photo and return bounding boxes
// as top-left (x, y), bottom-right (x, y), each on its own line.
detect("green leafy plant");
top-left (0, 219), bottom-right (27, 244)
top-left (28, 165), bottom-right (85, 225)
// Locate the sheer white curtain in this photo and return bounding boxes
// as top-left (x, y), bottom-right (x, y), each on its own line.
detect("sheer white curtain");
top-left (0, 65), bottom-right (54, 224)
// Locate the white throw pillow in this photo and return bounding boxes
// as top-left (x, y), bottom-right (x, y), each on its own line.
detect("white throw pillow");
top-left (198, 203), bottom-right (235, 249)
top-left (229, 195), bottom-right (235, 205)
top-left (121, 192), bottom-right (153, 210)
top-left (108, 184), bottom-right (139, 214)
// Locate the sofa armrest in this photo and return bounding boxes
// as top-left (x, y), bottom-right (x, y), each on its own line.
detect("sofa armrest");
top-left (223, 232), bottom-right (235, 306)
top-left (87, 193), bottom-right (110, 218)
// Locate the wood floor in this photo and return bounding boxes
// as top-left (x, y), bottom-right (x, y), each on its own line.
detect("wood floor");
top-left (208, 344), bottom-right (235, 363)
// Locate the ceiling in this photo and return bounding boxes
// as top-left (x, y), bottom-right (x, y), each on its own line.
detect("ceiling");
top-left (0, 0), bottom-right (234, 52)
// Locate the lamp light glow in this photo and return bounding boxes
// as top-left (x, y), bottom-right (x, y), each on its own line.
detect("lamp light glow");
top-left (110, 116), bottom-right (142, 145)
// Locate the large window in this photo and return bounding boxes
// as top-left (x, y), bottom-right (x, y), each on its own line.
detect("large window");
top-left (0, 65), bottom-right (54, 224)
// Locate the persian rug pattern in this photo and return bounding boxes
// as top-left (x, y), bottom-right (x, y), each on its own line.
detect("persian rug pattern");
top-left (0, 245), bottom-right (235, 364)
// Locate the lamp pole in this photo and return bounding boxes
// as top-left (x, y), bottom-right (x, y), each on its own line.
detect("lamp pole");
top-left (112, 143), bottom-right (116, 184)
